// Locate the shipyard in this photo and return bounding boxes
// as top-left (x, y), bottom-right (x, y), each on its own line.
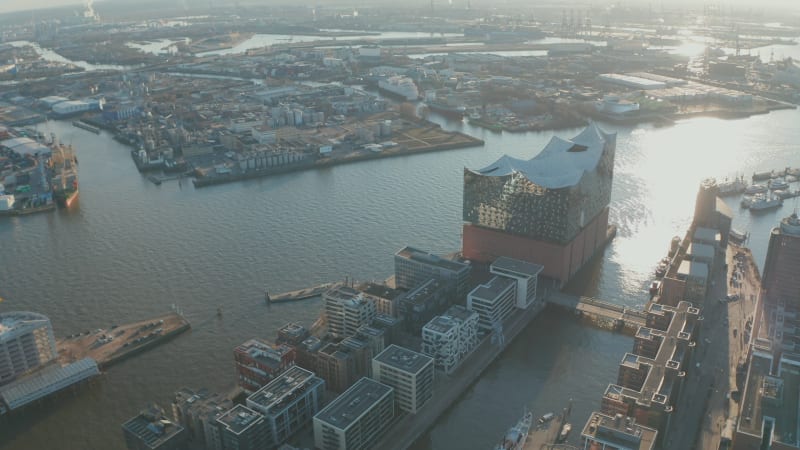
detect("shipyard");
top-left (1, 1), bottom-right (800, 450)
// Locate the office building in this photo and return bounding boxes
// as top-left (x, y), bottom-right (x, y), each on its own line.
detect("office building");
top-left (323, 286), bottom-right (376, 339)
top-left (0, 311), bottom-right (57, 386)
top-left (421, 305), bottom-right (479, 374)
top-left (215, 405), bottom-right (269, 450)
top-left (398, 278), bottom-right (451, 334)
top-left (462, 123), bottom-right (616, 286)
top-left (599, 302), bottom-right (700, 445)
top-left (467, 275), bottom-right (517, 333)
top-left (355, 325), bottom-right (386, 358)
top-left (171, 388), bottom-right (232, 450)
top-left (234, 339), bottom-right (296, 393)
top-left (490, 257), bottom-right (544, 309)
top-left (734, 213), bottom-right (800, 450)
top-left (356, 282), bottom-right (405, 318)
top-left (276, 323), bottom-right (309, 346)
top-left (313, 378), bottom-right (394, 450)
top-left (371, 314), bottom-right (402, 346)
top-left (581, 412), bottom-right (657, 450)
top-left (122, 404), bottom-right (188, 450)
top-left (372, 345), bottom-right (434, 414)
top-left (394, 246), bottom-right (471, 299)
top-left (294, 335), bottom-right (323, 373)
top-left (246, 366), bottom-right (325, 448)
top-left (316, 340), bottom-right (372, 393)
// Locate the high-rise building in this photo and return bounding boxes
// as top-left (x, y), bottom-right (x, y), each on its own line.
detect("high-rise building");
top-left (215, 404), bottom-right (269, 450)
top-left (234, 339), bottom-right (296, 393)
top-left (0, 311), bottom-right (57, 386)
top-left (246, 366), bottom-right (325, 448)
top-left (394, 246), bottom-right (471, 299)
top-left (372, 345), bottom-right (434, 414)
top-left (462, 123), bottom-right (616, 286)
top-left (313, 377), bottom-right (394, 450)
top-left (734, 213), bottom-right (800, 450)
top-left (421, 305), bottom-right (479, 374)
top-left (466, 275), bottom-right (517, 333)
top-left (323, 286), bottom-right (376, 339)
top-left (122, 404), bottom-right (188, 450)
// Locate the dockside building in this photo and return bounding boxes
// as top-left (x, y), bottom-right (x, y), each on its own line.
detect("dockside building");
top-left (0, 311), bottom-right (57, 386)
top-left (372, 345), bottom-right (434, 414)
top-left (462, 123), bottom-right (616, 286)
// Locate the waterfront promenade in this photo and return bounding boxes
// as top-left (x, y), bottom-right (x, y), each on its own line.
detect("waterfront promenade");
top-left (375, 297), bottom-right (549, 450)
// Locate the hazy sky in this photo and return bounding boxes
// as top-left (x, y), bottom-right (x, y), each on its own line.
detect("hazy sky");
top-left (0, 0), bottom-right (83, 14)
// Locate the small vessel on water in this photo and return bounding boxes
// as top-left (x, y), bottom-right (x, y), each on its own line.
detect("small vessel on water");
top-left (557, 423), bottom-right (572, 443)
top-left (745, 184), bottom-right (768, 195)
top-left (750, 194), bottom-right (783, 212)
top-left (769, 178), bottom-right (790, 190)
top-left (538, 412), bottom-right (554, 424)
top-left (494, 411), bottom-right (533, 450)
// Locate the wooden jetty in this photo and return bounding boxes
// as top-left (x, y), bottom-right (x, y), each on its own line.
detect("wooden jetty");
top-left (546, 292), bottom-right (647, 333)
top-left (267, 283), bottom-right (336, 304)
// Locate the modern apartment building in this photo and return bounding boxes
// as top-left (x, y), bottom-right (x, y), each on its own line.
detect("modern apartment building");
top-left (421, 305), bottom-right (479, 374)
top-left (323, 285), bottom-right (376, 339)
top-left (394, 246), bottom-right (471, 299)
top-left (372, 345), bottom-right (434, 414)
top-left (0, 311), bottom-right (57, 386)
top-left (234, 338), bottom-right (296, 393)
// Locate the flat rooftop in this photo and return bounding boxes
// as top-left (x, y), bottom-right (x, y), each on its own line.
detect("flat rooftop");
top-left (423, 315), bottom-right (459, 335)
top-left (738, 353), bottom-right (800, 445)
top-left (216, 404), bottom-right (263, 435)
top-left (0, 311), bottom-right (50, 339)
top-left (374, 345), bottom-right (433, 375)
top-left (358, 282), bottom-right (404, 300)
top-left (395, 246), bottom-right (470, 273)
top-left (677, 260), bottom-right (709, 279)
top-left (314, 377), bottom-right (393, 431)
top-left (686, 242), bottom-right (715, 260)
top-left (491, 257), bottom-right (544, 278)
top-left (694, 227), bottom-right (720, 244)
top-left (443, 304), bottom-right (476, 323)
top-left (122, 409), bottom-right (185, 449)
top-left (235, 339), bottom-right (292, 368)
top-left (247, 366), bottom-right (322, 415)
top-left (582, 411), bottom-right (657, 450)
top-left (468, 275), bottom-right (515, 301)
top-left (0, 358), bottom-right (99, 410)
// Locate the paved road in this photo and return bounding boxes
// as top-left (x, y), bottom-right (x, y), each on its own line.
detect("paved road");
top-left (665, 245), bottom-right (758, 450)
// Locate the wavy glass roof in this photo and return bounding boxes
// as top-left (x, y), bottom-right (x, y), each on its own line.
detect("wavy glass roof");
top-left (469, 123), bottom-right (615, 189)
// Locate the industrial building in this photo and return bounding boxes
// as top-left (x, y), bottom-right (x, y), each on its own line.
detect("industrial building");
top-left (421, 305), bottom-right (479, 374)
top-left (394, 246), bottom-right (471, 299)
top-left (313, 377), bottom-right (395, 450)
top-left (246, 366), bottom-right (325, 448)
top-left (734, 213), bottom-right (800, 450)
top-left (0, 311), bottom-right (57, 386)
top-left (122, 404), bottom-right (188, 450)
top-left (581, 411), bottom-right (657, 450)
top-left (323, 285), bottom-right (377, 339)
top-left (462, 123), bottom-right (616, 286)
top-left (372, 345), bottom-right (434, 414)
top-left (599, 301), bottom-right (700, 446)
top-left (215, 404), bottom-right (269, 450)
top-left (234, 338), bottom-right (296, 393)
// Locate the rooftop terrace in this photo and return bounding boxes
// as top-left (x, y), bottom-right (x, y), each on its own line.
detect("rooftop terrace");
top-left (247, 366), bottom-right (322, 416)
top-left (216, 404), bottom-right (263, 436)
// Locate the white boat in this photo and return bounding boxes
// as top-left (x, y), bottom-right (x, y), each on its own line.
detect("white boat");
top-left (378, 76), bottom-right (419, 101)
top-left (745, 184), bottom-right (768, 195)
top-left (494, 411), bottom-right (533, 450)
top-left (557, 423), bottom-right (572, 443)
top-left (769, 178), bottom-right (790, 190)
top-left (750, 194), bottom-right (783, 212)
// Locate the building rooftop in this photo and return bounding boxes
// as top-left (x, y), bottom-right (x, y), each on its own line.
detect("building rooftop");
top-left (444, 304), bottom-right (477, 323)
top-left (374, 345), bottom-right (433, 375)
top-left (247, 366), bottom-right (323, 416)
top-left (779, 213), bottom-right (800, 236)
top-left (468, 123), bottom-right (615, 189)
top-left (677, 260), bottom-right (709, 279)
top-left (122, 404), bottom-right (185, 450)
top-left (395, 246), bottom-right (471, 274)
top-left (686, 242), bottom-right (715, 261)
top-left (469, 276), bottom-right (515, 301)
top-left (737, 351), bottom-right (800, 445)
top-left (491, 257), bottom-right (544, 278)
top-left (693, 227), bottom-right (720, 244)
top-left (357, 282), bottom-right (404, 300)
top-left (216, 404), bottom-right (264, 435)
top-left (314, 378), bottom-right (393, 431)
top-left (235, 339), bottom-right (292, 369)
top-left (582, 411), bottom-right (657, 450)
top-left (0, 311), bottom-right (50, 340)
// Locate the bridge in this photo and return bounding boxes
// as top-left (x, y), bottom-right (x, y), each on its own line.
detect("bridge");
top-left (546, 292), bottom-right (647, 330)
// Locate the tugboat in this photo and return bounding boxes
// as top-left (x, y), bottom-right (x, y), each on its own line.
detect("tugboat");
top-left (494, 411), bottom-right (533, 450)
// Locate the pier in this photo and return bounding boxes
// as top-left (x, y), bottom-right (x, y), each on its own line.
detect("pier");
top-left (545, 292), bottom-right (647, 333)
top-left (267, 283), bottom-right (335, 304)
top-left (57, 312), bottom-right (190, 370)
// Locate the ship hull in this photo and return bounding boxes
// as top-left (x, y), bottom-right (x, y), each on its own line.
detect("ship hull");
top-left (55, 189), bottom-right (79, 208)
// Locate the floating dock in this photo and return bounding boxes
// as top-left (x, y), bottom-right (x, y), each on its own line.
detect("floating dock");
top-left (57, 312), bottom-right (190, 369)
top-left (267, 283), bottom-right (335, 304)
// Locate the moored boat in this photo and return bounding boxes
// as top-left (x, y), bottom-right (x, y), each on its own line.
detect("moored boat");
top-left (769, 178), bottom-right (790, 190)
top-left (557, 423), bottom-right (572, 443)
top-left (494, 411), bottom-right (533, 450)
top-left (750, 194), bottom-right (782, 212)
top-left (745, 184), bottom-right (768, 195)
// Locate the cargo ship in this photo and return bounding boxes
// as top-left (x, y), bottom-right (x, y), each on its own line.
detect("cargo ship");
top-left (378, 76), bottom-right (419, 101)
top-left (493, 411), bottom-right (533, 450)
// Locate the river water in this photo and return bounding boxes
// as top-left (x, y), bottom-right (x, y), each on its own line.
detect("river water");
top-left (0, 107), bottom-right (799, 449)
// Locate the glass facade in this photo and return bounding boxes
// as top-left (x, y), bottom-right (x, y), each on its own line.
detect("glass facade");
top-left (463, 133), bottom-right (615, 246)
